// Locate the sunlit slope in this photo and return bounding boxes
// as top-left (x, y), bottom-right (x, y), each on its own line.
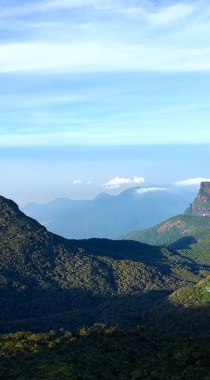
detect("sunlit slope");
top-left (121, 183), bottom-right (210, 260)
top-left (144, 275), bottom-right (210, 335)
top-left (120, 214), bottom-right (210, 247)
top-left (0, 195), bottom-right (209, 333)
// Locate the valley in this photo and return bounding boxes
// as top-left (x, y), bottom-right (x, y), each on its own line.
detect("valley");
top-left (1, 183), bottom-right (210, 379)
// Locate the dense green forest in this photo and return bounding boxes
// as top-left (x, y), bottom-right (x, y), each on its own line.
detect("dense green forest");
top-left (1, 195), bottom-right (209, 333)
top-left (1, 326), bottom-right (210, 380)
top-left (1, 191), bottom-right (210, 378)
top-left (120, 214), bottom-right (210, 262)
top-left (142, 275), bottom-right (210, 335)
top-left (121, 182), bottom-right (210, 262)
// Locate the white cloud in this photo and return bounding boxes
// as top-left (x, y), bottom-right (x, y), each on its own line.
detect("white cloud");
top-left (1, 40), bottom-right (210, 73)
top-left (136, 187), bottom-right (165, 194)
top-left (87, 181), bottom-right (92, 184)
top-left (73, 179), bottom-right (82, 185)
top-left (118, 3), bottom-right (195, 25)
top-left (1, 2), bottom-right (210, 73)
top-left (104, 176), bottom-right (145, 189)
top-left (174, 177), bottom-right (210, 186)
top-left (147, 3), bottom-right (196, 26)
top-left (132, 176), bottom-right (145, 184)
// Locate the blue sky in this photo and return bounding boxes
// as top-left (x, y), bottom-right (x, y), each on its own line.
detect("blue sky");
top-left (1, 145), bottom-right (210, 206)
top-left (0, 0), bottom-right (210, 145)
top-left (1, 0), bottom-right (210, 205)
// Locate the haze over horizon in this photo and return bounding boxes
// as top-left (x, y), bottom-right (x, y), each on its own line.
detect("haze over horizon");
top-left (0, 145), bottom-right (209, 207)
top-left (1, 1), bottom-right (210, 205)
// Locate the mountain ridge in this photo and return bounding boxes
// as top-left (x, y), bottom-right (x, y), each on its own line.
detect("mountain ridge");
top-left (21, 186), bottom-right (197, 239)
top-left (0, 194), bottom-right (209, 333)
top-left (120, 182), bottom-right (210, 261)
top-left (1, 193), bottom-right (210, 378)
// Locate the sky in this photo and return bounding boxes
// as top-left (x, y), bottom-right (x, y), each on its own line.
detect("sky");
top-left (1, 145), bottom-right (210, 206)
top-left (0, 0), bottom-right (210, 205)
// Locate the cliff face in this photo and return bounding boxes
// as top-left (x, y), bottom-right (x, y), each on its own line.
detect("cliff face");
top-left (184, 182), bottom-right (210, 216)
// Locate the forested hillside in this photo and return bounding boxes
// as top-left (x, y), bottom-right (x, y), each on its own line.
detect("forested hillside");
top-left (120, 214), bottom-right (210, 251)
top-left (1, 193), bottom-right (210, 378)
top-left (142, 275), bottom-right (210, 336)
top-left (121, 183), bottom-right (210, 261)
top-left (0, 195), bottom-right (209, 333)
top-left (1, 326), bottom-right (210, 380)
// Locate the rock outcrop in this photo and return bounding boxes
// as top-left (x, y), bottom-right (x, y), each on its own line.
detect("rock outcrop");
top-left (184, 181), bottom-right (210, 216)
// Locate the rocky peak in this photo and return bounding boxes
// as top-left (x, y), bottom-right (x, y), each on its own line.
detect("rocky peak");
top-left (184, 181), bottom-right (210, 216)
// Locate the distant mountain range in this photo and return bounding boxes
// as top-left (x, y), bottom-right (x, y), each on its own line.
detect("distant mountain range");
top-left (21, 186), bottom-right (197, 239)
top-left (0, 193), bottom-right (209, 334)
top-left (120, 182), bottom-right (210, 248)
top-left (2, 186), bottom-right (210, 378)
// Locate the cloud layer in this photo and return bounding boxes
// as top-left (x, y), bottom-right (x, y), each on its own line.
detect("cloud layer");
top-left (136, 187), bottom-right (165, 194)
top-left (1, 1), bottom-right (210, 146)
top-left (1, 1), bottom-right (210, 73)
top-left (104, 176), bottom-right (145, 189)
top-left (175, 177), bottom-right (210, 186)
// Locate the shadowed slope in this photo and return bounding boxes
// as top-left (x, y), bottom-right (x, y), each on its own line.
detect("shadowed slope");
top-left (143, 275), bottom-right (210, 335)
top-left (0, 195), bottom-right (209, 333)
top-left (120, 214), bottom-right (210, 246)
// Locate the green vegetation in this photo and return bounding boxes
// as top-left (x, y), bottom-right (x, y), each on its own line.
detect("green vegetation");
top-left (120, 214), bottom-right (210, 264)
top-left (121, 183), bottom-right (210, 266)
top-left (1, 195), bottom-right (210, 334)
top-left (2, 192), bottom-right (210, 378)
top-left (141, 275), bottom-right (210, 335)
top-left (0, 326), bottom-right (210, 380)
top-left (120, 214), bottom-right (210, 247)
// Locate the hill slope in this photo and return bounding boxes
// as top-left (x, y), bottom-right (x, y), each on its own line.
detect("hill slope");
top-left (120, 214), bottom-right (210, 247)
top-left (143, 275), bottom-right (210, 335)
top-left (0, 195), bottom-right (209, 333)
top-left (120, 183), bottom-right (210, 253)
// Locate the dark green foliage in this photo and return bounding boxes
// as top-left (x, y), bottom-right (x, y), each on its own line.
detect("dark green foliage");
top-left (142, 275), bottom-right (210, 335)
top-left (1, 195), bottom-right (210, 378)
top-left (0, 195), bottom-right (210, 334)
top-left (120, 214), bottom-right (210, 263)
top-left (120, 183), bottom-right (210, 265)
top-left (0, 326), bottom-right (210, 379)
top-left (117, 186), bottom-right (210, 336)
top-left (120, 214), bottom-right (210, 247)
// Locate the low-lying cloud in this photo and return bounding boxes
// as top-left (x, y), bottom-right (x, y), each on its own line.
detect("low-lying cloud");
top-left (104, 176), bottom-right (145, 189)
top-left (175, 177), bottom-right (210, 186)
top-left (73, 179), bottom-right (82, 185)
top-left (136, 187), bottom-right (165, 194)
